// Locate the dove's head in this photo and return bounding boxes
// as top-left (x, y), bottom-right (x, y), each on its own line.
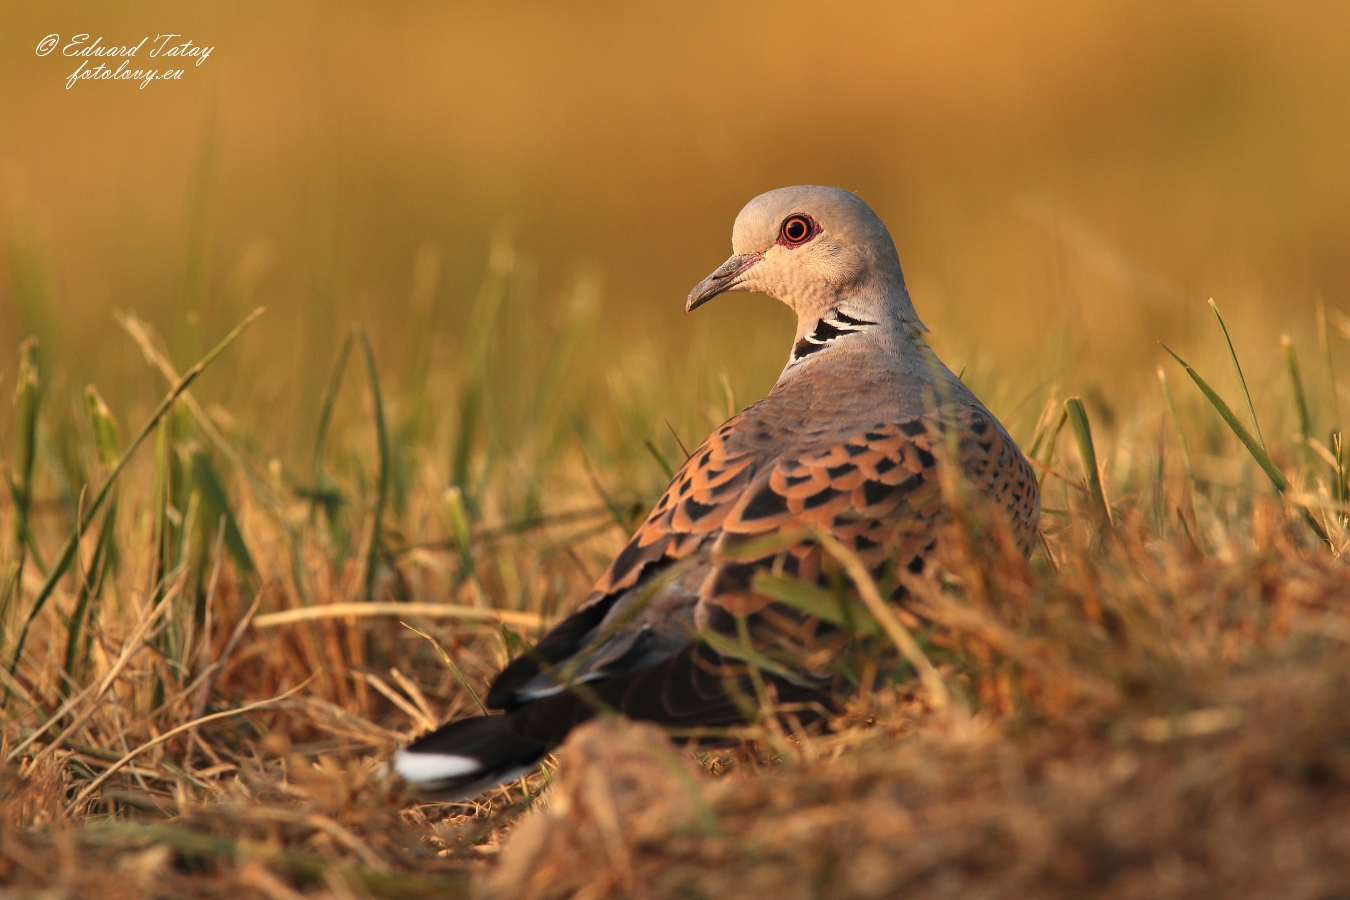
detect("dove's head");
top-left (686, 185), bottom-right (924, 330)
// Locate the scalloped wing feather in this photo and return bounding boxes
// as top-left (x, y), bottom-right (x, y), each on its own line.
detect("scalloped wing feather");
top-left (487, 404), bottom-right (1039, 708)
top-left (698, 408), bottom-right (1038, 622)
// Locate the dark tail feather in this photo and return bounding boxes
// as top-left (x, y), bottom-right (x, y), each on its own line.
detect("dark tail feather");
top-left (395, 643), bottom-right (833, 800)
top-left (392, 714), bottom-right (548, 801)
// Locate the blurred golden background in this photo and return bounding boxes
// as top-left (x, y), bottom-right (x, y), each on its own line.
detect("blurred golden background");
top-left (2, 0), bottom-right (1348, 463)
top-left (8, 5), bottom-right (1350, 885)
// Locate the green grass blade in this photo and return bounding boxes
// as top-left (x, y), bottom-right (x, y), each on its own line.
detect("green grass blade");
top-left (522, 267), bottom-right (597, 459)
top-left (175, 111), bottom-right (218, 361)
top-left (1209, 299), bottom-right (1265, 450)
top-left (1026, 392), bottom-right (1057, 460)
top-left (62, 508), bottom-right (114, 688)
top-left (152, 418), bottom-right (172, 586)
top-left (1157, 367), bottom-right (1196, 487)
top-left (2, 339), bottom-right (40, 641)
top-left (6, 218), bottom-right (58, 355)
top-left (699, 628), bottom-right (817, 690)
top-left (400, 243), bottom-right (443, 398)
top-left (581, 450), bottom-right (630, 533)
top-left (299, 334), bottom-right (352, 560)
top-left (7, 308), bottom-right (264, 673)
top-left (1162, 344), bottom-right (1286, 490)
top-left (750, 570), bottom-right (880, 636)
top-left (750, 571), bottom-right (847, 627)
top-left (441, 486), bottom-right (476, 585)
top-left (85, 387), bottom-right (121, 468)
top-left (1162, 342), bottom-right (1330, 544)
top-left (191, 451), bottom-right (255, 578)
top-left (356, 326), bottom-right (390, 603)
top-left (449, 232), bottom-right (514, 496)
top-left (450, 390), bottom-right (479, 494)
top-left (61, 388), bottom-right (123, 688)
top-left (402, 622), bottom-right (488, 716)
top-left (1317, 298), bottom-right (1347, 508)
top-left (11, 338), bottom-right (39, 552)
top-left (1281, 335), bottom-right (1316, 468)
top-left (1065, 398), bottom-right (1112, 532)
top-left (715, 529), bottom-right (811, 564)
top-left (1317, 295), bottom-right (1341, 433)
top-left (1334, 431), bottom-right (1348, 510)
top-left (311, 332), bottom-right (353, 485)
top-left (643, 439), bottom-right (675, 480)
top-left (1037, 407), bottom-right (1069, 487)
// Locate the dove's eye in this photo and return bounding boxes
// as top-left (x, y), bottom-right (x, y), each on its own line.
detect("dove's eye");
top-left (779, 215), bottom-right (814, 245)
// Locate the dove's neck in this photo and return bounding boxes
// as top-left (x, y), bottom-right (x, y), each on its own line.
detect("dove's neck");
top-left (774, 289), bottom-right (974, 415)
top-left (772, 311), bottom-right (982, 423)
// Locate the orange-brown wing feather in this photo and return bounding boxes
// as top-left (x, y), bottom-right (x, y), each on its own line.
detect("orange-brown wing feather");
top-left (695, 408), bottom-right (1039, 625)
top-left (487, 413), bottom-right (765, 707)
top-left (490, 405), bottom-right (1038, 707)
top-left (588, 412), bottom-right (759, 600)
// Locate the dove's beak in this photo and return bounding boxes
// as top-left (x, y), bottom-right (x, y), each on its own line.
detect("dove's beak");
top-left (685, 253), bottom-right (762, 313)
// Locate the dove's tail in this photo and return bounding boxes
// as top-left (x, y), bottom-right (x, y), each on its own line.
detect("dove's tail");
top-left (391, 713), bottom-right (551, 801)
top-left (393, 642), bottom-right (833, 801)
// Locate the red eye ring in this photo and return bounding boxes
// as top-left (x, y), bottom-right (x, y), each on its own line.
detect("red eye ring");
top-left (780, 214), bottom-right (814, 245)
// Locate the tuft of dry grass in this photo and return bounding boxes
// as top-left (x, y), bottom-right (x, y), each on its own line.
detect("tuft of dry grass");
top-left (3, 288), bottom-right (1350, 898)
top-left (7, 502), bottom-right (1350, 898)
top-left (486, 516), bottom-right (1350, 899)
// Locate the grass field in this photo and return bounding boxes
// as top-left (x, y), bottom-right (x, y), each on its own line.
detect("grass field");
top-left (5, 2), bottom-right (1350, 897)
top-left (2, 266), bottom-right (1350, 897)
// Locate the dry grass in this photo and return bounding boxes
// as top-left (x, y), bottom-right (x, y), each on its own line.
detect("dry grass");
top-left (5, 5), bottom-right (1349, 894)
top-left (3, 279), bottom-right (1350, 900)
top-left (6, 468), bottom-right (1350, 898)
top-left (485, 512), bottom-right (1350, 899)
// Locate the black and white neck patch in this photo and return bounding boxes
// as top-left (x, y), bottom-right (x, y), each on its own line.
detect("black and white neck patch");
top-left (791, 309), bottom-right (878, 361)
